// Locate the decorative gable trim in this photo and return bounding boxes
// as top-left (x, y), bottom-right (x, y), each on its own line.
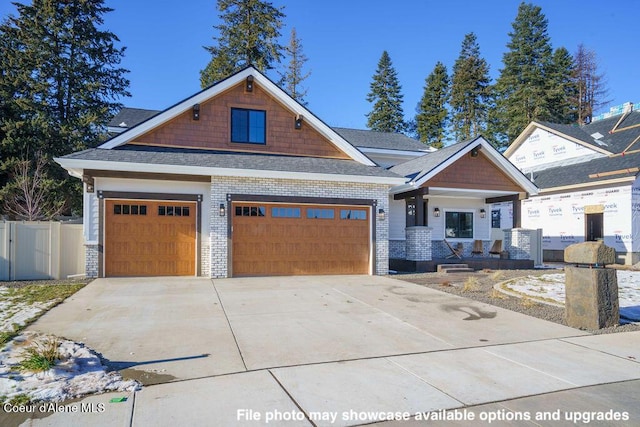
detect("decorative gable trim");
top-left (391, 137), bottom-right (538, 196)
top-left (99, 67), bottom-right (375, 166)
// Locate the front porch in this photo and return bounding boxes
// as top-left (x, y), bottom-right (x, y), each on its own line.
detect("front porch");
top-left (389, 229), bottom-right (537, 273)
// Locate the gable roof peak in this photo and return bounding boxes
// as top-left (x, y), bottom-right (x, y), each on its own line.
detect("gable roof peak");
top-left (98, 67), bottom-right (375, 166)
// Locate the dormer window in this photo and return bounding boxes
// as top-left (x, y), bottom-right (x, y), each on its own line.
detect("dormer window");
top-left (231, 108), bottom-right (266, 144)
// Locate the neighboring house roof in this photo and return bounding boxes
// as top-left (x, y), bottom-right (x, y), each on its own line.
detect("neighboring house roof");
top-left (505, 109), bottom-right (640, 192)
top-left (107, 108), bottom-right (159, 131)
top-left (531, 150), bottom-right (640, 191)
top-left (506, 110), bottom-right (640, 157)
top-left (59, 146), bottom-right (404, 185)
top-left (390, 136), bottom-right (538, 196)
top-left (99, 66), bottom-right (375, 166)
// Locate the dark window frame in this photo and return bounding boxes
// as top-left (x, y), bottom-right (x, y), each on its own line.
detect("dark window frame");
top-left (231, 108), bottom-right (266, 144)
top-left (445, 211), bottom-right (474, 239)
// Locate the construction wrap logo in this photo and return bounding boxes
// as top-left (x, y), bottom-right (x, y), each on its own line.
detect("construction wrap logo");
top-left (542, 235), bottom-right (552, 243)
top-left (633, 202), bottom-right (640, 212)
top-left (533, 150), bottom-right (545, 160)
top-left (571, 205), bottom-right (584, 215)
top-left (604, 202), bottom-right (618, 213)
top-left (548, 206), bottom-right (563, 217)
top-left (527, 208), bottom-right (540, 218)
top-left (559, 233), bottom-right (576, 243)
top-left (552, 145), bottom-right (566, 155)
top-left (515, 154), bottom-right (526, 164)
top-left (614, 231), bottom-right (632, 244)
top-left (527, 133), bottom-right (540, 143)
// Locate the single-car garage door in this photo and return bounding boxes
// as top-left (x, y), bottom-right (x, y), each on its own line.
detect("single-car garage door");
top-left (232, 202), bottom-right (371, 276)
top-left (105, 200), bottom-right (197, 277)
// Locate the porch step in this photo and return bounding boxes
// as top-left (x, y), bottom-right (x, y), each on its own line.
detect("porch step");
top-left (437, 264), bottom-right (474, 273)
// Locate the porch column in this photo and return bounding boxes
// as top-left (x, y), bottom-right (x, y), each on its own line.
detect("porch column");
top-left (503, 228), bottom-right (532, 260)
top-left (405, 226), bottom-right (432, 261)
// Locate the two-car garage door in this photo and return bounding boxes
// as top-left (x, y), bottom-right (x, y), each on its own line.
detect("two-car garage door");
top-left (104, 199), bottom-right (371, 277)
top-left (232, 202), bottom-right (371, 276)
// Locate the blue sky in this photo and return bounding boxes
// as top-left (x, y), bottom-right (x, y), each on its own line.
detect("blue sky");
top-left (2, 0), bottom-right (639, 130)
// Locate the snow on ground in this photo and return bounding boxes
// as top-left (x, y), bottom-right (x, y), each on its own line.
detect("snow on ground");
top-left (502, 270), bottom-right (640, 323)
top-left (0, 332), bottom-right (139, 403)
top-left (0, 288), bottom-right (52, 335)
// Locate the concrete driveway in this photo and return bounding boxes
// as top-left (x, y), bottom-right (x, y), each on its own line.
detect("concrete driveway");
top-left (22, 275), bottom-right (640, 426)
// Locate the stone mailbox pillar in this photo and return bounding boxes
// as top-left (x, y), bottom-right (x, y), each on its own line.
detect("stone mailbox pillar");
top-left (564, 242), bottom-right (619, 329)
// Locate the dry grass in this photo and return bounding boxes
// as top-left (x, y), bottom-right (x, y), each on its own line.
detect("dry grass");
top-left (440, 280), bottom-right (452, 287)
top-left (490, 271), bottom-right (505, 281)
top-left (489, 288), bottom-right (508, 300)
top-left (520, 297), bottom-right (538, 309)
top-left (462, 276), bottom-right (479, 292)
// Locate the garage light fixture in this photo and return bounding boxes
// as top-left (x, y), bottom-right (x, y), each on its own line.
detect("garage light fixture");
top-left (295, 115), bottom-right (303, 130)
top-left (219, 203), bottom-right (226, 217)
top-left (192, 103), bottom-right (200, 121)
top-left (377, 208), bottom-right (385, 221)
top-left (433, 207), bottom-right (440, 217)
top-left (479, 208), bottom-right (486, 218)
top-left (246, 75), bottom-right (254, 92)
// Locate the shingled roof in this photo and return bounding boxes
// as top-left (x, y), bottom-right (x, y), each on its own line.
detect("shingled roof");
top-left (531, 150), bottom-right (640, 189)
top-left (532, 110), bottom-right (640, 155)
top-left (333, 127), bottom-right (429, 152)
top-left (60, 145), bottom-right (403, 180)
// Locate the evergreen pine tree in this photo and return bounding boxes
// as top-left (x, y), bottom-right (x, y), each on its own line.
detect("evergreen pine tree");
top-left (278, 28), bottom-right (311, 105)
top-left (573, 44), bottom-right (609, 124)
top-left (547, 47), bottom-right (578, 124)
top-left (366, 51), bottom-right (405, 133)
top-left (0, 0), bottom-right (130, 216)
top-left (416, 62), bottom-right (449, 148)
top-left (200, 0), bottom-right (285, 87)
top-left (450, 33), bottom-right (492, 141)
top-left (493, 2), bottom-right (554, 145)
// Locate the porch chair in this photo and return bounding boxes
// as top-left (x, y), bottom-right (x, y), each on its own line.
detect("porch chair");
top-left (443, 239), bottom-right (462, 259)
top-left (471, 239), bottom-right (484, 257)
top-left (489, 239), bottom-right (502, 258)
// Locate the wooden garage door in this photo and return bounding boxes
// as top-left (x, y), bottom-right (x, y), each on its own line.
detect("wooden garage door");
top-left (105, 200), bottom-right (196, 277)
top-left (232, 202), bottom-right (370, 276)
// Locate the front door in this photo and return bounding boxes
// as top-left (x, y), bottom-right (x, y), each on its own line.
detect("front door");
top-left (585, 213), bottom-right (604, 242)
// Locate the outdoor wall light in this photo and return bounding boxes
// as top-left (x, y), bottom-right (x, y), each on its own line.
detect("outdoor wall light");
top-left (471, 146), bottom-right (479, 157)
top-left (480, 208), bottom-right (486, 218)
top-left (295, 115), bottom-right (303, 130)
top-left (377, 208), bottom-right (385, 221)
top-left (219, 203), bottom-right (226, 217)
top-left (246, 75), bottom-right (254, 92)
top-left (433, 207), bottom-right (440, 217)
top-left (192, 103), bottom-right (200, 121)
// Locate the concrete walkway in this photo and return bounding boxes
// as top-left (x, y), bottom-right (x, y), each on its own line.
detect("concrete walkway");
top-left (10, 276), bottom-right (640, 426)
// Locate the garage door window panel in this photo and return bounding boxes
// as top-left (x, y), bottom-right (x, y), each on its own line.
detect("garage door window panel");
top-left (307, 208), bottom-right (335, 219)
top-left (272, 207), bottom-right (300, 218)
top-left (340, 209), bottom-right (367, 220)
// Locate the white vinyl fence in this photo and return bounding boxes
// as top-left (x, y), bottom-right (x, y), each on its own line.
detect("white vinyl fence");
top-left (0, 221), bottom-right (85, 281)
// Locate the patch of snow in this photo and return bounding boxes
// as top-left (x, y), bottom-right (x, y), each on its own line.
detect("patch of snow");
top-left (0, 288), bottom-right (56, 334)
top-left (0, 332), bottom-right (139, 403)
top-left (502, 271), bottom-right (640, 323)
